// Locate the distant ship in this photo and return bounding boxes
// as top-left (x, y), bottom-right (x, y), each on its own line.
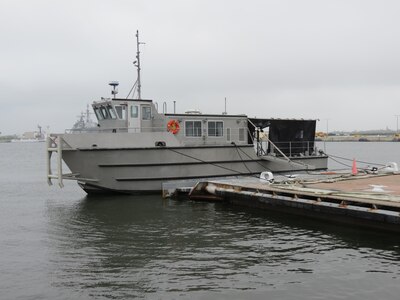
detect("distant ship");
top-left (69, 104), bottom-right (98, 132)
top-left (11, 125), bottom-right (46, 143)
top-left (46, 31), bottom-right (328, 194)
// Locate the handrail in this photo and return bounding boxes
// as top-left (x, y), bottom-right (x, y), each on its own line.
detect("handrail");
top-left (255, 138), bottom-right (319, 158)
top-left (266, 138), bottom-right (291, 161)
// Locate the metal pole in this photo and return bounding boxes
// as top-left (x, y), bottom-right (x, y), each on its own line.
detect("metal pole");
top-left (224, 97), bottom-right (227, 115)
top-left (136, 30), bottom-right (144, 100)
top-left (256, 128), bottom-right (260, 156)
top-left (173, 101), bottom-right (176, 114)
top-left (324, 119), bottom-right (329, 153)
top-left (395, 115), bottom-right (400, 134)
top-left (46, 137), bottom-right (53, 186)
top-left (136, 30), bottom-right (141, 99)
top-left (57, 137), bottom-right (64, 188)
top-left (326, 119), bottom-right (329, 137)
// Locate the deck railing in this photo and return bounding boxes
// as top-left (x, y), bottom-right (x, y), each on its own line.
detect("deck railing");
top-left (256, 140), bottom-right (318, 157)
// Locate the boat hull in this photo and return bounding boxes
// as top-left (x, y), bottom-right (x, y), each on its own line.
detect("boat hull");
top-left (61, 145), bottom-right (328, 194)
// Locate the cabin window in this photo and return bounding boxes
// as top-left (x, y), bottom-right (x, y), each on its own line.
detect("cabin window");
top-left (226, 128), bottom-right (231, 142)
top-left (115, 105), bottom-right (126, 120)
top-left (131, 105), bottom-right (138, 118)
top-left (208, 121), bottom-right (224, 137)
top-left (239, 128), bottom-right (246, 142)
top-left (107, 106), bottom-right (117, 119)
top-left (100, 106), bottom-right (109, 119)
top-left (185, 121), bottom-right (202, 137)
top-left (142, 106), bottom-right (151, 120)
top-left (94, 107), bottom-right (103, 120)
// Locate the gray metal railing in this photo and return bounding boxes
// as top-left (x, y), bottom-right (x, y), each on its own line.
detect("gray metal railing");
top-left (256, 139), bottom-right (318, 157)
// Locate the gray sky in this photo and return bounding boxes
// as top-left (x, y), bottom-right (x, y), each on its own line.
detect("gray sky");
top-left (1, 0), bottom-right (400, 134)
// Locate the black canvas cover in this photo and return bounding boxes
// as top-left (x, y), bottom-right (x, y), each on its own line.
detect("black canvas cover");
top-left (248, 118), bottom-right (316, 156)
top-left (268, 120), bottom-right (316, 156)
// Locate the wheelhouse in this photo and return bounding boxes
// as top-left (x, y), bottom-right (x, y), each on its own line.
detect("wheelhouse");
top-left (90, 98), bottom-right (250, 146)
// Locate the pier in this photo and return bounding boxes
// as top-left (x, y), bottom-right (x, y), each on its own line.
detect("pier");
top-left (164, 173), bottom-right (400, 232)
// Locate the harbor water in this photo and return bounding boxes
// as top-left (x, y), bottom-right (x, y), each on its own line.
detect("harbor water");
top-left (1, 142), bottom-right (400, 299)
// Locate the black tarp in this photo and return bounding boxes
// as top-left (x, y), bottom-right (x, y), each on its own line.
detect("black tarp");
top-left (248, 118), bottom-right (316, 156)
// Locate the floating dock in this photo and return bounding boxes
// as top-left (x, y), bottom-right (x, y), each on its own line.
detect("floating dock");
top-left (165, 173), bottom-right (400, 232)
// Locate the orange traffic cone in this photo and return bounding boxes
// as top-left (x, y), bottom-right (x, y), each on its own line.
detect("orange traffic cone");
top-left (352, 158), bottom-right (358, 175)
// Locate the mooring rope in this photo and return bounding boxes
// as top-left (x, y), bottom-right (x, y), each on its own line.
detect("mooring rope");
top-left (326, 153), bottom-right (387, 167)
top-left (167, 147), bottom-right (260, 179)
top-left (167, 144), bottom-right (390, 184)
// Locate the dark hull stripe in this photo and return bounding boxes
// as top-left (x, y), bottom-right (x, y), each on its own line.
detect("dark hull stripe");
top-left (115, 172), bottom-right (260, 182)
top-left (77, 144), bottom-right (254, 151)
top-left (99, 159), bottom-right (261, 167)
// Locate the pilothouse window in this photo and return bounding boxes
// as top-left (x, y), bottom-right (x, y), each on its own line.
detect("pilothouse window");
top-left (100, 106), bottom-right (109, 119)
top-left (142, 106), bottom-right (151, 120)
top-left (107, 106), bottom-right (117, 119)
top-left (94, 107), bottom-right (103, 120)
top-left (115, 105), bottom-right (126, 119)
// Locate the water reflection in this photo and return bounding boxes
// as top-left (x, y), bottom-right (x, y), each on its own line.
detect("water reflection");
top-left (46, 194), bottom-right (400, 299)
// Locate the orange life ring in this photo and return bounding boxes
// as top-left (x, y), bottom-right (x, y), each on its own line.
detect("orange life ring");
top-left (167, 120), bottom-right (180, 134)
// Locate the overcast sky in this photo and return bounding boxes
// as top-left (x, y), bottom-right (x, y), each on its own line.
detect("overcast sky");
top-left (1, 0), bottom-right (400, 134)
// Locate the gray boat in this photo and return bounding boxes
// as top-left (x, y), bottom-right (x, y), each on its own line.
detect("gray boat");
top-left (46, 31), bottom-right (328, 194)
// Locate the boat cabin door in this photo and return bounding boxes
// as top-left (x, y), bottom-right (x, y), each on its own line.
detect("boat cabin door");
top-left (128, 104), bottom-right (140, 133)
top-left (140, 104), bottom-right (152, 132)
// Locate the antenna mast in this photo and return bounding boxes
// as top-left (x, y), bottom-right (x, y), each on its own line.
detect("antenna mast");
top-left (135, 30), bottom-right (145, 100)
top-left (126, 30), bottom-right (145, 100)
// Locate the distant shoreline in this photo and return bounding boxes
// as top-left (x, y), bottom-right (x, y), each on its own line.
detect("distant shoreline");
top-left (0, 136), bottom-right (16, 143)
top-left (317, 136), bottom-right (400, 142)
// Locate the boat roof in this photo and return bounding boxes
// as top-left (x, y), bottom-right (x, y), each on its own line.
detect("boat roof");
top-left (165, 113), bottom-right (248, 118)
top-left (93, 98), bottom-right (154, 103)
top-left (112, 98), bottom-right (153, 102)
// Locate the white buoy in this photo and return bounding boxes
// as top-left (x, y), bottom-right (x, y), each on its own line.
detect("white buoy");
top-left (205, 183), bottom-right (217, 195)
top-left (260, 171), bottom-right (274, 183)
top-left (382, 162), bottom-right (399, 173)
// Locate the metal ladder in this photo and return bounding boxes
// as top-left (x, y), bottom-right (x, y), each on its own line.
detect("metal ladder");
top-left (46, 135), bottom-right (98, 188)
top-left (46, 135), bottom-right (65, 187)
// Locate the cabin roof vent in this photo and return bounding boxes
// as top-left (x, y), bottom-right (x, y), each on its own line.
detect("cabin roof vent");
top-left (185, 109), bottom-right (202, 114)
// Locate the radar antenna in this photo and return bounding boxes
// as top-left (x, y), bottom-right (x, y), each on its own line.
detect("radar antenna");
top-left (109, 81), bottom-right (119, 99)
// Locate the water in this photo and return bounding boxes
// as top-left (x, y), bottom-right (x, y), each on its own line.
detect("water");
top-left (1, 142), bottom-right (400, 299)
